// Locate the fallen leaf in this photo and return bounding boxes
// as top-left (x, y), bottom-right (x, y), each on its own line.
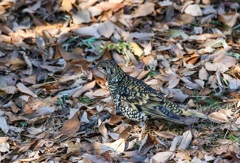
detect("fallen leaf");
top-left (0, 86), bottom-right (17, 94)
top-left (17, 82), bottom-right (37, 97)
top-left (72, 10), bottom-right (91, 24)
top-left (200, 88), bottom-right (212, 96)
top-left (80, 111), bottom-right (89, 123)
top-left (218, 13), bottom-right (240, 27)
top-left (0, 117), bottom-right (9, 134)
top-left (209, 111), bottom-right (229, 123)
top-left (170, 136), bottom-right (183, 152)
top-left (0, 137), bottom-right (8, 144)
top-left (96, 2), bottom-right (124, 12)
top-left (0, 141), bottom-right (10, 152)
top-left (108, 115), bottom-right (123, 125)
top-left (102, 138), bottom-right (125, 154)
top-left (93, 88), bottom-right (109, 97)
top-left (223, 74), bottom-right (240, 90)
top-left (155, 131), bottom-right (177, 139)
top-left (61, 0), bottom-right (73, 12)
top-left (150, 151), bottom-right (174, 163)
top-left (61, 111), bottom-right (81, 137)
top-left (74, 25), bottom-right (101, 38)
top-left (132, 2), bottom-right (155, 18)
top-left (129, 42), bottom-right (143, 57)
top-left (178, 129), bottom-right (192, 150)
top-left (199, 67), bottom-right (208, 80)
top-left (7, 58), bottom-right (26, 70)
top-left (97, 21), bottom-right (115, 38)
top-left (72, 81), bottom-right (96, 97)
top-left (25, 106), bottom-right (55, 118)
top-left (184, 4), bottom-right (202, 16)
top-left (98, 119), bottom-right (108, 139)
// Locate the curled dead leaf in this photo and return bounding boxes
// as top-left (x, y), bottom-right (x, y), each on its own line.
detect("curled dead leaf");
top-left (61, 111), bottom-right (81, 137)
top-left (209, 111), bottom-right (229, 123)
top-left (150, 151), bottom-right (174, 163)
top-left (17, 82), bottom-right (37, 97)
top-left (72, 81), bottom-right (96, 97)
top-left (178, 129), bottom-right (192, 150)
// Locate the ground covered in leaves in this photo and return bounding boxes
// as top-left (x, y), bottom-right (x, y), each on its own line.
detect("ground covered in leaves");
top-left (0, 0), bottom-right (240, 162)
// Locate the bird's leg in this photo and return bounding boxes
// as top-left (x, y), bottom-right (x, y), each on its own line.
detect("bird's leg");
top-left (139, 121), bottom-right (146, 141)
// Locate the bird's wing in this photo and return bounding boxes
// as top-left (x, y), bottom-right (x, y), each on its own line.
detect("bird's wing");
top-left (120, 86), bottom-right (208, 124)
top-left (118, 86), bottom-right (185, 123)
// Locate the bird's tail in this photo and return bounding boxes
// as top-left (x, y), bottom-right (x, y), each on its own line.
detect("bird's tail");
top-left (181, 109), bottom-right (208, 119)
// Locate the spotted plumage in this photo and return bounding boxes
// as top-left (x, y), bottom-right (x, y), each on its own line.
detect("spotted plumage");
top-left (96, 60), bottom-right (208, 125)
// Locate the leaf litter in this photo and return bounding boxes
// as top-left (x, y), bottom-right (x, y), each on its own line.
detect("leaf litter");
top-left (0, 0), bottom-right (239, 162)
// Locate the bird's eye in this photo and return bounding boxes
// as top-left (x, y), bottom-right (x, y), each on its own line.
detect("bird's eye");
top-left (102, 66), bottom-right (107, 70)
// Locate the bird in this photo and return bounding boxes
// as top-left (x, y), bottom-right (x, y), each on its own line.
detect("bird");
top-left (96, 59), bottom-right (208, 127)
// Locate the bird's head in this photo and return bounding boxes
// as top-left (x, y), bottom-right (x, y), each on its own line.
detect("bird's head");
top-left (96, 60), bottom-right (123, 81)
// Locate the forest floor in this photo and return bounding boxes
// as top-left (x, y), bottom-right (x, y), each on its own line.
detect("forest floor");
top-left (0, 0), bottom-right (239, 162)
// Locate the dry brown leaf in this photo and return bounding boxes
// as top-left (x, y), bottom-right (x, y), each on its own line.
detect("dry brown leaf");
top-left (0, 116), bottom-right (9, 134)
top-left (213, 53), bottom-right (238, 68)
top-left (178, 129), bottom-right (192, 150)
top-left (175, 151), bottom-right (191, 162)
top-left (184, 4), bottom-right (202, 16)
top-left (0, 5), bottom-right (6, 15)
top-left (205, 62), bottom-right (228, 72)
top-left (123, 150), bottom-right (138, 157)
top-left (0, 86), bottom-right (17, 94)
top-left (218, 13), bottom-right (240, 27)
top-left (132, 2), bottom-right (155, 18)
top-left (97, 21), bottom-right (115, 38)
top-left (164, 88), bottom-right (189, 102)
top-left (103, 138), bottom-right (125, 154)
top-left (88, 6), bottom-right (102, 17)
top-left (66, 142), bottom-right (81, 155)
top-left (96, 2), bottom-right (124, 12)
top-left (0, 141), bottom-right (10, 152)
top-left (200, 87), bottom-right (212, 96)
top-left (187, 99), bottom-right (196, 108)
top-left (80, 111), bottom-right (89, 123)
top-left (74, 25), bottom-right (101, 38)
top-left (72, 81), bottom-right (95, 97)
top-left (199, 67), bottom-right (208, 80)
top-left (72, 10), bottom-right (91, 24)
top-left (27, 126), bottom-right (45, 135)
top-left (150, 151), bottom-right (174, 163)
top-left (61, 0), bottom-right (74, 12)
top-left (209, 111), bottom-right (229, 123)
top-left (223, 74), bottom-right (240, 90)
top-left (61, 111), bottom-right (81, 137)
top-left (208, 75), bottom-right (218, 89)
top-left (108, 115), bottom-right (123, 125)
top-left (79, 0), bottom-right (98, 9)
top-left (98, 119), bottom-right (108, 139)
top-left (155, 131), bottom-right (177, 139)
top-left (194, 79), bottom-right (204, 88)
top-left (170, 136), bottom-right (183, 152)
top-left (58, 46), bottom-right (83, 61)
top-left (0, 137), bottom-right (8, 144)
top-left (93, 88), bottom-right (109, 97)
top-left (185, 54), bottom-right (199, 64)
top-left (7, 58), bottom-right (26, 70)
top-left (181, 77), bottom-right (201, 90)
top-left (17, 82), bottom-right (37, 97)
top-left (129, 42), bottom-right (143, 57)
top-left (22, 0), bottom-right (41, 13)
top-left (168, 77), bottom-right (180, 88)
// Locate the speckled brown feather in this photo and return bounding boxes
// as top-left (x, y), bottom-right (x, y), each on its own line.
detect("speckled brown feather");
top-left (96, 60), bottom-right (208, 125)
